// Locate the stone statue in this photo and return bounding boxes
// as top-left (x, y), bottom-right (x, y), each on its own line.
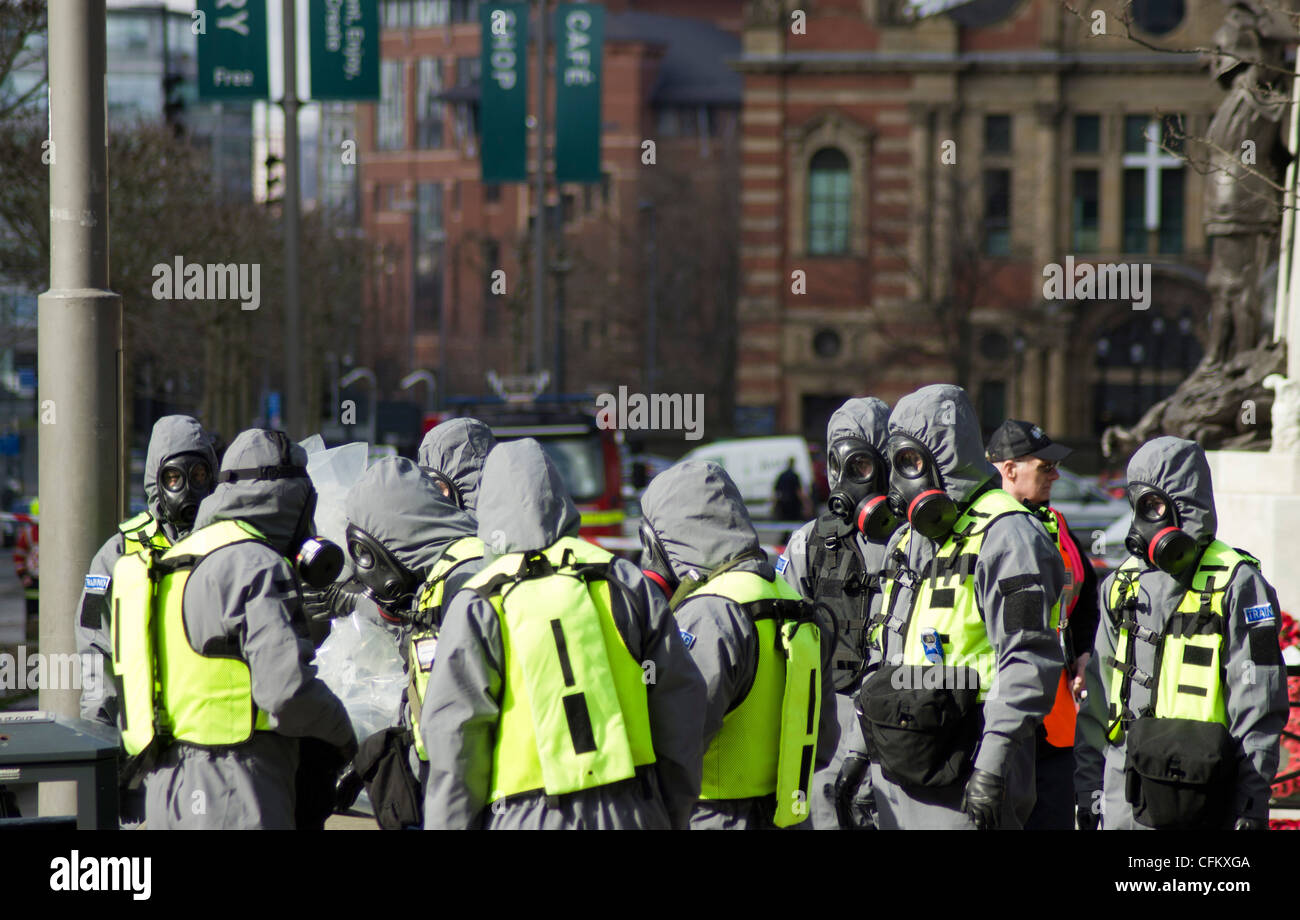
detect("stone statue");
top-left (1102, 0), bottom-right (1297, 457)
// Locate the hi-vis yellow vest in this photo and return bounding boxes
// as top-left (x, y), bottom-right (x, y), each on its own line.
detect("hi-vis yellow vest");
top-left (118, 511), bottom-right (171, 558)
top-left (467, 536), bottom-right (656, 802)
top-left (1104, 540), bottom-right (1256, 743)
top-left (407, 535), bottom-right (485, 762)
top-left (111, 519), bottom-right (274, 756)
top-left (679, 570), bottom-right (822, 827)
top-left (873, 488), bottom-right (1058, 701)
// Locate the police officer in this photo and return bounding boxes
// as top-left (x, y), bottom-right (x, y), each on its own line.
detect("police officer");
top-left (986, 419), bottom-right (1098, 830)
top-left (1094, 436), bottom-right (1287, 830)
top-left (417, 417), bottom-right (497, 515)
top-left (342, 456), bottom-right (485, 818)
top-left (778, 397), bottom-right (895, 829)
top-left (77, 415), bottom-right (217, 726)
top-left (420, 439), bottom-right (707, 829)
top-left (640, 460), bottom-right (839, 829)
top-left (851, 384), bottom-right (1064, 829)
top-left (111, 429), bottom-right (356, 829)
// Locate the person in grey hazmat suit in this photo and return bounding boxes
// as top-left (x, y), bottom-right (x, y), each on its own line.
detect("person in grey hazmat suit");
top-left (125, 429), bottom-right (357, 829)
top-left (640, 460), bottom-right (839, 829)
top-left (342, 456), bottom-right (486, 819)
top-left (419, 439), bottom-right (707, 829)
top-left (778, 397), bottom-right (895, 830)
top-left (1093, 436), bottom-right (1287, 830)
top-left (848, 384), bottom-right (1064, 829)
top-left (417, 417), bottom-right (497, 515)
top-left (77, 415), bottom-right (218, 726)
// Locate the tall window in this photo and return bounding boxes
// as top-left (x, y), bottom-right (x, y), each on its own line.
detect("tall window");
top-left (382, 0), bottom-right (412, 29)
top-left (416, 58), bottom-right (444, 149)
top-left (1072, 170), bottom-right (1099, 252)
top-left (984, 115), bottom-right (1011, 154)
top-left (453, 57), bottom-right (480, 151)
top-left (1073, 115), bottom-right (1100, 154)
top-left (983, 169), bottom-right (1011, 256)
top-left (1122, 114), bottom-right (1184, 254)
top-left (415, 183), bottom-right (445, 332)
top-left (378, 61), bottom-right (406, 151)
top-left (451, 0), bottom-right (482, 23)
top-left (807, 147), bottom-right (850, 256)
top-left (414, 0), bottom-right (449, 27)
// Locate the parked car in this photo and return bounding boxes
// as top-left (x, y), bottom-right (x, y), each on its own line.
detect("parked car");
top-left (680, 435), bottom-right (815, 522)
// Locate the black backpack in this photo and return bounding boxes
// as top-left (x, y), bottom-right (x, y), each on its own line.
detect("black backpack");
top-left (804, 511), bottom-right (877, 693)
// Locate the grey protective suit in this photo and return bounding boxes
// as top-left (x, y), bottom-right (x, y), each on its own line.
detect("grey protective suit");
top-left (76, 415), bottom-right (217, 725)
top-left (420, 439), bottom-right (707, 829)
top-left (343, 456), bottom-right (486, 782)
top-left (416, 417), bottom-right (497, 515)
top-left (779, 397), bottom-right (891, 830)
top-left (868, 384), bottom-right (1064, 829)
top-left (140, 430), bottom-right (356, 829)
top-left (1096, 437), bottom-right (1287, 829)
top-left (641, 460), bottom-right (840, 830)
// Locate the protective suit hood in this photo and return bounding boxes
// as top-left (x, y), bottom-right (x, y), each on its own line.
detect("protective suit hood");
top-left (417, 418), bottom-right (497, 514)
top-left (639, 460), bottom-right (772, 581)
top-left (1126, 436), bottom-right (1218, 548)
top-left (144, 415), bottom-right (217, 522)
top-left (475, 438), bottom-right (580, 554)
top-left (345, 456), bottom-right (477, 575)
top-left (194, 429), bottom-right (313, 557)
top-left (827, 397), bottom-right (891, 454)
top-left (888, 384), bottom-right (996, 506)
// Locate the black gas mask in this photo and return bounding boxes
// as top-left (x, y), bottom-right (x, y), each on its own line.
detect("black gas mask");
top-left (1124, 482), bottom-right (1200, 576)
top-left (420, 466), bottom-right (463, 510)
top-left (346, 522), bottom-right (421, 617)
top-left (217, 432), bottom-right (344, 589)
top-left (886, 434), bottom-right (958, 542)
top-left (638, 519), bottom-right (677, 597)
top-left (157, 451), bottom-right (214, 531)
top-left (826, 436), bottom-right (899, 541)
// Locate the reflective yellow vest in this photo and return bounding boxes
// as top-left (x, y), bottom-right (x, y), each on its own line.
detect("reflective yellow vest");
top-left (119, 511), bottom-right (171, 559)
top-left (467, 536), bottom-right (656, 803)
top-left (678, 569), bottom-right (823, 827)
top-left (407, 535), bottom-right (485, 761)
top-left (1104, 540), bottom-right (1255, 743)
top-left (872, 488), bottom-right (1059, 701)
top-left (111, 519), bottom-right (274, 756)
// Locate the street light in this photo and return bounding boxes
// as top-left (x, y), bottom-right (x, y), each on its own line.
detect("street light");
top-left (339, 367), bottom-right (377, 445)
top-left (400, 370), bottom-right (437, 414)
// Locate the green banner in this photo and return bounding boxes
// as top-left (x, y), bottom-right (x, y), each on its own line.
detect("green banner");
top-left (480, 3), bottom-right (529, 183)
top-left (554, 3), bottom-right (603, 183)
top-left (196, 0), bottom-right (269, 100)
top-left (309, 0), bottom-right (380, 100)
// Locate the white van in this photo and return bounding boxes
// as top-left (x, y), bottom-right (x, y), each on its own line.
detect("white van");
top-left (680, 435), bottom-right (814, 521)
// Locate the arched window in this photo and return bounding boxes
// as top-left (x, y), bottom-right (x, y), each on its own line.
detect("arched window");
top-left (807, 147), bottom-right (851, 256)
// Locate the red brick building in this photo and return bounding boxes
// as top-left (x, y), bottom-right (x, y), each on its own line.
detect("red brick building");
top-left (734, 0), bottom-right (1228, 460)
top-left (357, 0), bottom-right (744, 432)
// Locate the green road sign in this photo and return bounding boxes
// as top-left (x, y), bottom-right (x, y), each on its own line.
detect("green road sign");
top-left (480, 3), bottom-right (529, 183)
top-left (309, 0), bottom-right (380, 100)
top-left (554, 3), bottom-right (602, 183)
top-left (196, 0), bottom-right (269, 100)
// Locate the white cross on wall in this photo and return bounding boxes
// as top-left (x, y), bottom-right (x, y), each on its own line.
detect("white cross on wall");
top-left (1122, 118), bottom-right (1182, 232)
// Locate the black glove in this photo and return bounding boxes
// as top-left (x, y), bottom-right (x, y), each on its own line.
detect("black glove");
top-left (294, 736), bottom-right (357, 830)
top-left (302, 578), bottom-right (367, 622)
top-left (834, 754), bottom-right (876, 830)
top-left (1076, 805), bottom-right (1100, 831)
top-left (960, 768), bottom-right (1004, 830)
top-left (1234, 816), bottom-right (1266, 830)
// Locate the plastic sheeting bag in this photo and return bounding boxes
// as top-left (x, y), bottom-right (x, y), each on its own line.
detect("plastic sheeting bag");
top-left (304, 439), bottom-right (371, 550)
top-left (314, 610), bottom-right (406, 745)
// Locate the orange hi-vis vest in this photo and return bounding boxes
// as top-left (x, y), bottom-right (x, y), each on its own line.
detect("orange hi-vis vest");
top-left (1041, 507), bottom-right (1087, 748)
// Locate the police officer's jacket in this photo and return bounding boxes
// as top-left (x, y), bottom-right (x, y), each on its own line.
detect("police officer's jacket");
top-left (419, 439), bottom-right (708, 830)
top-left (640, 461), bottom-right (839, 830)
top-left (75, 415), bottom-right (217, 726)
top-left (1093, 437), bottom-right (1288, 828)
